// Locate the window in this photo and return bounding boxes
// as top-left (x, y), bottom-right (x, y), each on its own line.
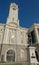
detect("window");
top-left (28, 30), bottom-right (36, 44)
top-left (35, 51), bottom-right (39, 62)
top-left (37, 28), bottom-right (39, 35)
top-left (21, 32), bottom-right (23, 43)
top-left (31, 30), bottom-right (36, 43)
top-left (21, 39), bottom-right (23, 43)
top-left (28, 33), bottom-right (32, 44)
top-left (13, 18), bottom-right (14, 21)
top-left (0, 33), bottom-right (2, 43)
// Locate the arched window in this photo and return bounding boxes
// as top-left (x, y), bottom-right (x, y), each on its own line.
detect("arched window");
top-left (6, 50), bottom-right (15, 62)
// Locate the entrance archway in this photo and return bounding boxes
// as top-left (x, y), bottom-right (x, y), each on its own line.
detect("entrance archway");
top-left (6, 49), bottom-right (15, 62)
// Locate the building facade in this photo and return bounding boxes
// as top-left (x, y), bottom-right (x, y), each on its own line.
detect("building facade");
top-left (0, 3), bottom-right (39, 64)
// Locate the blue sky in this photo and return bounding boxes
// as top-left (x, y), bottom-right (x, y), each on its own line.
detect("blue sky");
top-left (0, 0), bottom-right (39, 28)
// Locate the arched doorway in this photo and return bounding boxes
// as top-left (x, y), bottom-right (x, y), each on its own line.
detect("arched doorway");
top-left (6, 49), bottom-right (15, 62)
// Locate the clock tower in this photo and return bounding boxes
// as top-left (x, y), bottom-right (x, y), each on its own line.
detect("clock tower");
top-left (7, 3), bottom-right (19, 27)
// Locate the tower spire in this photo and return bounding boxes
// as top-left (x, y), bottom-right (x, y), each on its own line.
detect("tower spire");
top-left (6, 3), bottom-right (19, 27)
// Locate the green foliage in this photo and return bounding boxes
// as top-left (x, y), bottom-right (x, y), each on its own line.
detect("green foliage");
top-left (0, 62), bottom-right (38, 65)
top-left (0, 63), bottom-right (22, 65)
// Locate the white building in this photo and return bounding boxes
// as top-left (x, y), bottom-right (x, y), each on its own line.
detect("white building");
top-left (0, 3), bottom-right (39, 64)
